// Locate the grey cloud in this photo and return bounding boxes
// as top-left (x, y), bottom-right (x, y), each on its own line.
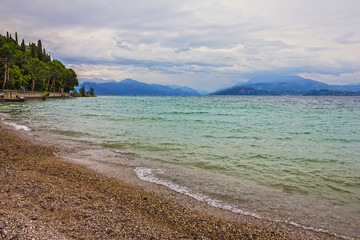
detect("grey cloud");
top-left (1, 0), bottom-right (271, 49)
top-left (174, 47), bottom-right (191, 54)
top-left (2, 0), bottom-right (360, 89)
top-left (334, 33), bottom-right (360, 44)
top-left (242, 39), bottom-right (295, 55)
top-left (61, 53), bottom-right (230, 72)
top-left (115, 40), bottom-right (133, 51)
top-left (306, 47), bottom-right (329, 52)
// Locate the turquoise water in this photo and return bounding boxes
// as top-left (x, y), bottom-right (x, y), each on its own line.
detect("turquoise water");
top-left (1, 96), bottom-right (360, 238)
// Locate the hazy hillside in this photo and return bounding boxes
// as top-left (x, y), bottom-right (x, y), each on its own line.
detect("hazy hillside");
top-left (80, 79), bottom-right (200, 95)
top-left (211, 75), bottom-right (360, 95)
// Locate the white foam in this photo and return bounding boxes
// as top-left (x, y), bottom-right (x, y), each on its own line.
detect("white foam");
top-left (135, 167), bottom-right (262, 218)
top-left (134, 167), bottom-right (355, 240)
top-left (0, 113), bottom-right (10, 119)
top-left (2, 121), bottom-right (31, 131)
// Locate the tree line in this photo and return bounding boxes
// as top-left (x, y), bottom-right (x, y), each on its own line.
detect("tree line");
top-left (72, 84), bottom-right (95, 97)
top-left (0, 31), bottom-right (78, 92)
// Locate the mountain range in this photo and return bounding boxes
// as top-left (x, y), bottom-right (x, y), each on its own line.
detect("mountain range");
top-left (211, 75), bottom-right (360, 96)
top-left (78, 76), bottom-right (360, 96)
top-left (79, 79), bottom-right (200, 95)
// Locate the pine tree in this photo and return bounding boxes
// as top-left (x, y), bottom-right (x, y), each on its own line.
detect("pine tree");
top-left (89, 87), bottom-right (95, 96)
top-left (79, 84), bottom-right (86, 96)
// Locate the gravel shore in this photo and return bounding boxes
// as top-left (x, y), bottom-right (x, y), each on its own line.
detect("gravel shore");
top-left (0, 125), bottom-right (338, 239)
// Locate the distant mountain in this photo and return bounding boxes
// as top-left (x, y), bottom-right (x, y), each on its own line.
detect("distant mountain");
top-left (211, 75), bottom-right (360, 96)
top-left (211, 86), bottom-right (280, 96)
top-left (241, 75), bottom-right (329, 93)
top-left (168, 85), bottom-right (200, 95)
top-left (197, 90), bottom-right (211, 95)
top-left (79, 79), bottom-right (200, 95)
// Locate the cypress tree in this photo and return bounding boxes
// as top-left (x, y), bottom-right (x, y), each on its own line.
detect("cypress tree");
top-left (21, 39), bottom-right (26, 51)
top-left (37, 40), bottom-right (43, 61)
top-left (37, 40), bottom-right (42, 50)
top-left (43, 49), bottom-right (50, 62)
top-left (15, 32), bottom-right (18, 43)
top-left (31, 43), bottom-right (37, 58)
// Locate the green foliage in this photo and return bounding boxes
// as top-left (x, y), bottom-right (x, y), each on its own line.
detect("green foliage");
top-left (41, 91), bottom-right (48, 100)
top-left (89, 87), bottom-right (95, 96)
top-left (0, 31), bottom-right (78, 92)
top-left (9, 65), bottom-right (23, 89)
top-left (27, 58), bottom-right (49, 91)
top-left (72, 88), bottom-right (79, 95)
top-left (79, 84), bottom-right (86, 97)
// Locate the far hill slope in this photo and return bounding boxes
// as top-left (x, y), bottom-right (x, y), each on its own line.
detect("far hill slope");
top-left (211, 75), bottom-right (360, 95)
top-left (80, 79), bottom-right (200, 95)
top-left (241, 75), bottom-right (329, 93)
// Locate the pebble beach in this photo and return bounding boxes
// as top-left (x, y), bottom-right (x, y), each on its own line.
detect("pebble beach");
top-left (0, 124), bottom-right (340, 239)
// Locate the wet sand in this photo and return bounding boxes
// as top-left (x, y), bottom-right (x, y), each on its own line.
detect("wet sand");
top-left (0, 124), bottom-right (338, 239)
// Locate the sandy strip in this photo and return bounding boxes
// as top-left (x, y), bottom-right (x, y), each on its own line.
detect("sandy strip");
top-left (0, 124), bottom-right (338, 239)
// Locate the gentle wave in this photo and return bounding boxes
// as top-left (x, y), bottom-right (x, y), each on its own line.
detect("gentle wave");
top-left (134, 167), bottom-right (356, 240)
top-left (134, 167), bottom-right (261, 218)
top-left (2, 121), bottom-right (31, 131)
top-left (51, 129), bottom-right (90, 137)
top-left (163, 111), bottom-right (209, 115)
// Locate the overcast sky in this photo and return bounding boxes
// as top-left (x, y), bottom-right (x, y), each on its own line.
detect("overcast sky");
top-left (1, 0), bottom-right (360, 91)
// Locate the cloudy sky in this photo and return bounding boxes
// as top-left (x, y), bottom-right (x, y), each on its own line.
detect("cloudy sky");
top-left (1, 0), bottom-right (360, 91)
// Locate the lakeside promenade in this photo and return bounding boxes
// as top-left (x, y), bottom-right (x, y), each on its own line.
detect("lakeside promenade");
top-left (0, 91), bottom-right (70, 102)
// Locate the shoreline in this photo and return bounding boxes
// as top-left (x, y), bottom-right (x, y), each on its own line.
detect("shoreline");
top-left (0, 123), bottom-right (341, 239)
